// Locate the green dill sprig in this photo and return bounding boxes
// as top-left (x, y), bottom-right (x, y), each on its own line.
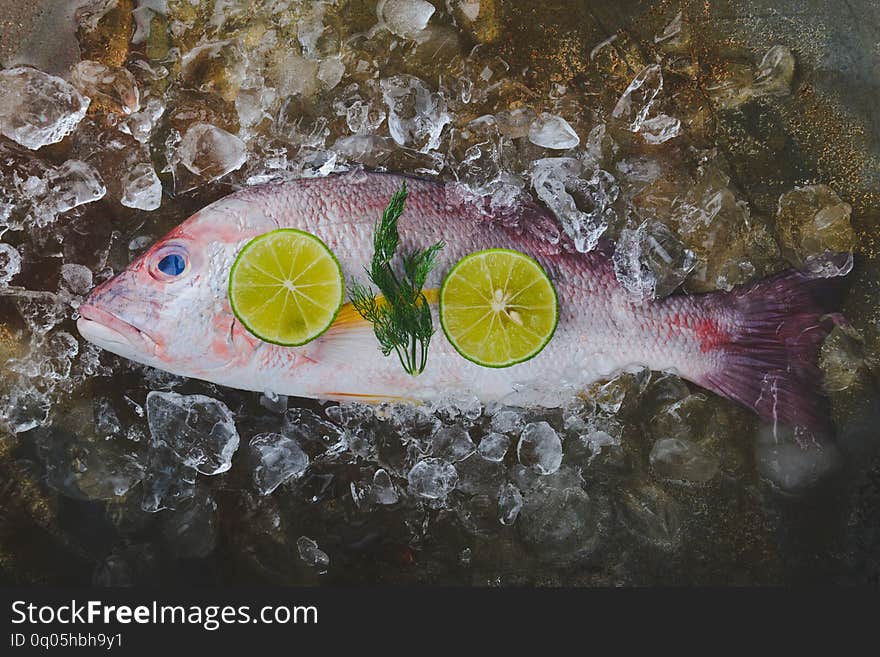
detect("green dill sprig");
top-left (350, 182), bottom-right (444, 376)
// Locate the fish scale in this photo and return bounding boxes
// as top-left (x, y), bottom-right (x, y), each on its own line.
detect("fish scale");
top-left (77, 172), bottom-right (841, 429)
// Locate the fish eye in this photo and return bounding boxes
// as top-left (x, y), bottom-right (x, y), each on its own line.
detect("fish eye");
top-left (149, 245), bottom-right (190, 281)
top-left (158, 253), bottom-right (186, 276)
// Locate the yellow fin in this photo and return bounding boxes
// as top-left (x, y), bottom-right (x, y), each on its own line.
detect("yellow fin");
top-left (330, 289), bottom-right (439, 329)
top-left (331, 302), bottom-right (372, 329)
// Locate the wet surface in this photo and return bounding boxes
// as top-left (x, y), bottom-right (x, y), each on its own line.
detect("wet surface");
top-left (0, 0), bottom-right (878, 586)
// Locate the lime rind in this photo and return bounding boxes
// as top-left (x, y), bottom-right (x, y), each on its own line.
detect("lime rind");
top-left (439, 248), bottom-right (559, 368)
top-left (228, 228), bottom-right (344, 347)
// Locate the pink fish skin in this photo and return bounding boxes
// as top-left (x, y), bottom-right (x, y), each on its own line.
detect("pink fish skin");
top-left (77, 171), bottom-right (840, 430)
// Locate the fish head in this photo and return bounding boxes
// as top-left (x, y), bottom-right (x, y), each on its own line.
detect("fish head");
top-left (77, 199), bottom-right (276, 377)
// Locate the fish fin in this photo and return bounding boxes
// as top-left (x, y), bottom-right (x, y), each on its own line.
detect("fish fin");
top-left (700, 256), bottom-right (849, 434)
top-left (315, 289), bottom-right (439, 365)
top-left (332, 289), bottom-right (439, 328)
top-left (316, 305), bottom-right (376, 364)
top-left (331, 301), bottom-right (375, 329)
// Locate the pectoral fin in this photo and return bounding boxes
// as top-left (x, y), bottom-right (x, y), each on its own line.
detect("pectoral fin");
top-left (312, 289), bottom-right (440, 369)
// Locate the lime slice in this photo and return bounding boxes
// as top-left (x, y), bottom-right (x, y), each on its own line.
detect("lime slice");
top-left (228, 229), bottom-right (344, 346)
top-left (439, 248), bottom-right (558, 368)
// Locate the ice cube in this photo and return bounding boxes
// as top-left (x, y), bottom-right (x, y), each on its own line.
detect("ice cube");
top-left (753, 45), bottom-right (795, 96)
top-left (638, 113), bottom-right (681, 145)
top-left (576, 428), bottom-right (622, 465)
top-left (0, 243), bottom-right (22, 286)
top-left (705, 63), bottom-right (758, 110)
top-left (40, 160), bottom-right (106, 222)
top-left (140, 443), bottom-right (198, 513)
top-left (1, 155), bottom-right (103, 230)
top-left (334, 86), bottom-right (387, 135)
top-left (754, 426), bottom-right (839, 493)
top-left (333, 83), bottom-right (385, 135)
top-left (380, 74), bottom-right (451, 152)
top-left (145, 391), bottom-right (240, 475)
top-left (580, 123), bottom-right (614, 170)
top-left (594, 369), bottom-right (650, 414)
top-left (530, 157), bottom-right (610, 252)
top-left (448, 114), bottom-right (503, 194)
top-left (318, 57), bottom-right (345, 91)
top-left (643, 372), bottom-right (691, 408)
top-left (431, 393), bottom-right (483, 423)
top-left (271, 50), bottom-right (320, 98)
top-left (407, 457), bottom-right (458, 499)
top-left (249, 432), bottom-right (310, 495)
top-left (775, 185), bottom-right (855, 275)
top-left (178, 123), bottom-right (247, 181)
top-left (33, 331), bottom-right (79, 382)
top-left (125, 236), bottom-right (153, 258)
top-left (618, 482), bottom-right (681, 548)
top-left (612, 220), bottom-right (696, 300)
top-left (0, 67), bottom-right (90, 150)
top-left (94, 398), bottom-right (122, 438)
top-left (498, 482), bottom-right (523, 525)
top-left (259, 391), bottom-right (288, 414)
top-left (654, 11), bottom-right (684, 45)
top-left (517, 421), bottom-right (563, 475)
top-left (450, 0), bottom-right (482, 22)
top-left (333, 135), bottom-right (395, 166)
top-left (454, 453), bottom-right (504, 497)
top-left (296, 2), bottom-right (332, 56)
top-left (612, 64), bottom-right (680, 144)
top-left (378, 0), bottom-right (436, 38)
top-left (561, 395), bottom-right (597, 434)
top-left (235, 88), bottom-right (272, 134)
top-left (478, 432), bottom-right (510, 462)
top-left (0, 386), bottom-right (51, 433)
top-left (649, 438), bottom-right (719, 484)
top-left (325, 402), bottom-right (374, 427)
top-left (518, 485), bottom-right (601, 561)
top-left (372, 468), bottom-right (400, 504)
top-left (69, 60), bottom-right (140, 115)
top-left (131, 0), bottom-right (167, 44)
top-left (819, 325), bottom-right (865, 392)
top-left (649, 393), bottom-right (712, 443)
top-left (283, 407), bottom-right (347, 454)
top-left (431, 425), bottom-right (476, 462)
top-left (381, 402), bottom-right (441, 441)
top-left (528, 113), bottom-right (580, 150)
top-left (60, 264), bottom-right (94, 296)
top-left (297, 536), bottom-right (330, 571)
top-left (612, 64), bottom-right (663, 128)
top-left (119, 97), bottom-right (165, 144)
top-left (45, 433), bottom-right (145, 500)
top-left (120, 163), bottom-right (162, 211)
top-left (708, 45), bottom-right (795, 110)
top-left (489, 408), bottom-right (525, 435)
top-left (495, 107), bottom-right (536, 139)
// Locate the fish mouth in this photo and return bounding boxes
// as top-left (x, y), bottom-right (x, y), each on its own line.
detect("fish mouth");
top-left (77, 304), bottom-right (161, 358)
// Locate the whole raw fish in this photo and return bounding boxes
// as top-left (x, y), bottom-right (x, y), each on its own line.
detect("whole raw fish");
top-left (77, 172), bottom-right (841, 430)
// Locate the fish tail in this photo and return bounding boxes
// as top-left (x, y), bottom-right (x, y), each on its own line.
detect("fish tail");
top-left (699, 256), bottom-right (849, 433)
